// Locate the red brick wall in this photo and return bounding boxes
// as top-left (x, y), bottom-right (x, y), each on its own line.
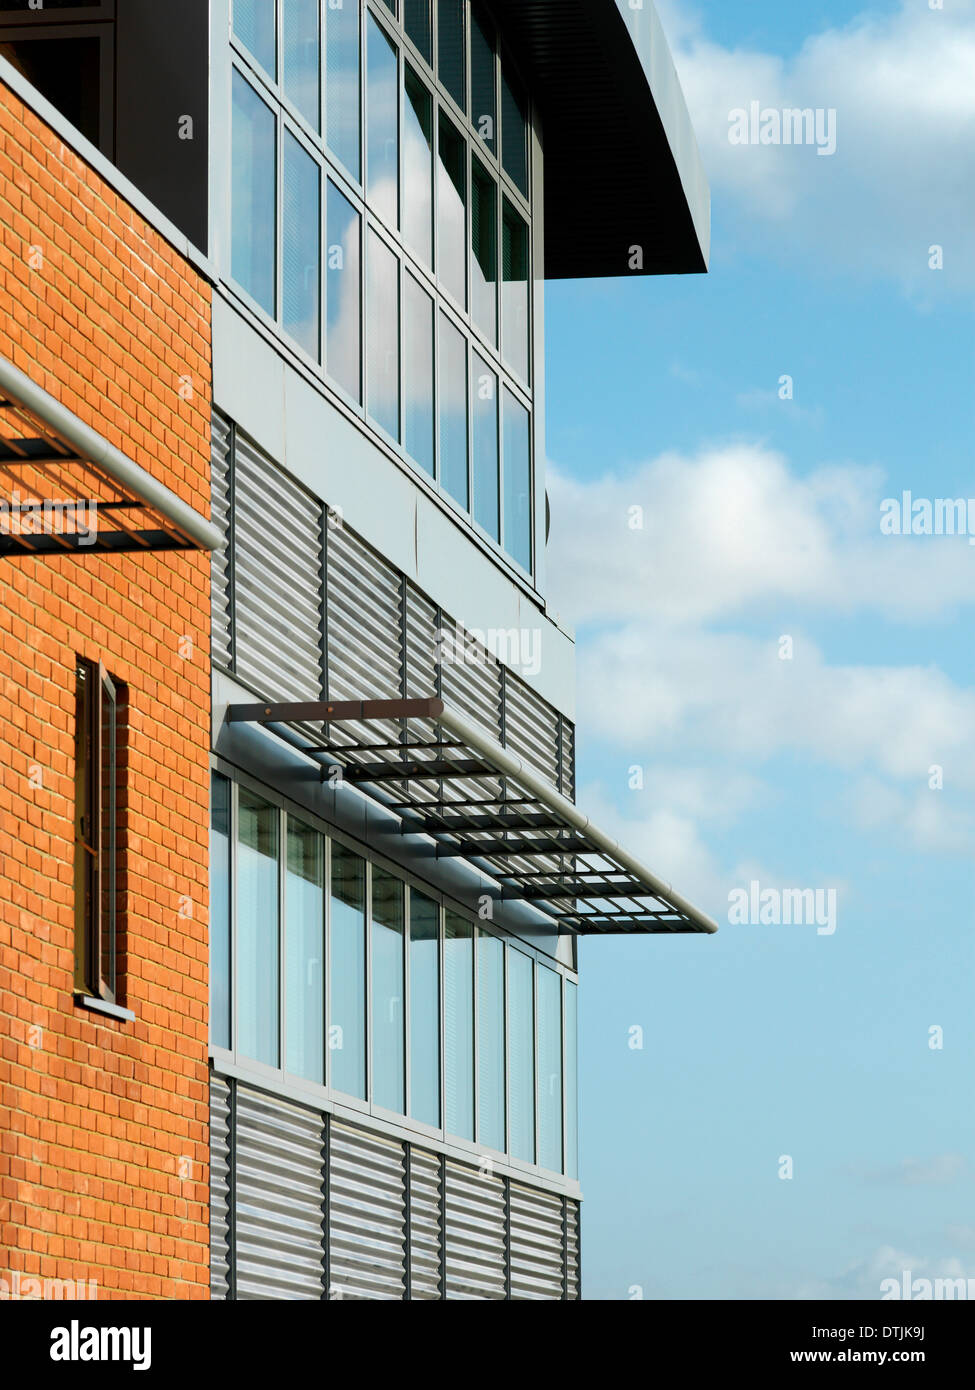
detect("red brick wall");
top-left (0, 81), bottom-right (212, 1298)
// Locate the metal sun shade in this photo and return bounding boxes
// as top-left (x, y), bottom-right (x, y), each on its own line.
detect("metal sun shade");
top-left (0, 354), bottom-right (221, 556)
top-left (226, 697), bottom-right (719, 937)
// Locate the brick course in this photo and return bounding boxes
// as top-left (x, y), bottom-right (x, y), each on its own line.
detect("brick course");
top-left (0, 81), bottom-right (212, 1299)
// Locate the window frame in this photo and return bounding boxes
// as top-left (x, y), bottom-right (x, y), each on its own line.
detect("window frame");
top-left (209, 760), bottom-right (579, 1180)
top-left (74, 658), bottom-right (119, 1006)
top-left (224, 0), bottom-right (537, 580)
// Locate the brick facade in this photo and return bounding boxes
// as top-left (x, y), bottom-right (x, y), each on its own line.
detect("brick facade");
top-left (0, 81), bottom-right (213, 1298)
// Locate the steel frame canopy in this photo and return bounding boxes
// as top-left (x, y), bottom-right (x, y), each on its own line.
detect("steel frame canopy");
top-left (0, 354), bottom-right (222, 556)
top-left (227, 696), bottom-right (719, 937)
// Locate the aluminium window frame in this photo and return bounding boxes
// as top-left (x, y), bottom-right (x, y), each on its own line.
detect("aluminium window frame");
top-left (223, 0), bottom-right (537, 580)
top-left (209, 755), bottom-right (578, 1184)
top-left (74, 658), bottom-right (119, 1007)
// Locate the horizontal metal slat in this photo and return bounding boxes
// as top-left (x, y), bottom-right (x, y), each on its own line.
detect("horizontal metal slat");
top-left (443, 1161), bottom-right (507, 1300)
top-left (409, 1148), bottom-right (443, 1299)
top-left (329, 1121), bottom-right (406, 1300)
top-left (509, 1181), bottom-right (565, 1300)
top-left (210, 411), bottom-right (233, 670)
top-left (234, 1086), bottom-right (325, 1301)
top-left (209, 1074), bottom-right (232, 1301)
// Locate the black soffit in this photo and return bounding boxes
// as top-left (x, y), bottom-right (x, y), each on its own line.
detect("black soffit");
top-left (493, 0), bottom-right (710, 278)
top-left (227, 697), bottom-right (719, 938)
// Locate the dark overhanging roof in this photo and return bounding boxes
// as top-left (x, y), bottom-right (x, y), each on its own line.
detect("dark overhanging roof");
top-left (0, 354), bottom-right (222, 556)
top-left (493, 0), bottom-right (710, 278)
top-left (227, 697), bottom-right (719, 937)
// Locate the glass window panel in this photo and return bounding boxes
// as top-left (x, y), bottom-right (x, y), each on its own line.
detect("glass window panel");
top-left (404, 0), bottom-right (432, 65)
top-left (503, 388), bottom-right (531, 572)
top-left (326, 181), bottom-right (361, 402)
top-left (231, 71), bottom-right (276, 317)
top-left (437, 0), bottom-right (466, 111)
top-left (286, 820), bottom-right (324, 1084)
top-left (283, 131), bottom-right (321, 360)
top-left (439, 313), bottom-right (468, 509)
top-left (326, 0), bottom-right (360, 179)
top-left (371, 868), bottom-right (405, 1113)
top-left (566, 980), bottom-right (578, 1180)
top-left (234, 0), bottom-right (276, 77)
top-left (437, 112), bottom-right (466, 307)
top-left (501, 60), bottom-right (528, 197)
top-left (502, 198), bottom-right (529, 382)
top-left (472, 354), bottom-right (499, 540)
top-left (537, 965), bottom-right (563, 1173)
top-left (444, 913), bottom-right (473, 1140)
top-left (367, 11), bottom-right (399, 227)
top-left (210, 774), bottom-right (231, 1051)
top-left (477, 931), bottom-right (505, 1152)
top-left (471, 3), bottom-right (496, 152)
top-left (508, 949), bottom-right (534, 1163)
top-left (237, 791), bottom-right (279, 1067)
top-left (403, 66), bottom-right (433, 266)
top-left (330, 843), bottom-right (366, 1098)
top-left (367, 230), bottom-right (400, 439)
top-left (283, 0), bottom-right (320, 129)
top-left (471, 157), bottom-right (497, 344)
top-left (405, 274), bottom-right (434, 477)
top-left (409, 892), bottom-right (440, 1128)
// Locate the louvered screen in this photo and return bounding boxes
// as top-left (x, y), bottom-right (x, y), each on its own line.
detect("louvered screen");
top-left (504, 673), bottom-right (560, 787)
top-left (326, 522), bottom-right (405, 759)
top-left (566, 1200), bottom-right (581, 1300)
top-left (508, 1181), bottom-right (565, 1300)
top-left (443, 1161), bottom-right (507, 1299)
top-left (560, 716), bottom-right (575, 802)
top-left (234, 1085), bottom-right (325, 1300)
top-left (408, 1147), bottom-right (443, 1298)
top-left (210, 410), bottom-right (233, 671)
top-left (234, 432), bottom-right (324, 703)
top-left (209, 1073), bottom-right (232, 1300)
top-left (328, 1120), bottom-right (407, 1299)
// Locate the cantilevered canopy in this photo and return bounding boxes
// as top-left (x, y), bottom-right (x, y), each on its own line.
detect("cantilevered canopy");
top-left (0, 354), bottom-right (221, 556)
top-left (227, 697), bottom-right (719, 937)
top-left (494, 0), bottom-right (710, 277)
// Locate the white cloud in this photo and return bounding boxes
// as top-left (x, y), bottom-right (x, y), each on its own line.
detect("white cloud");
top-left (860, 1154), bottom-right (969, 1187)
top-left (656, 0), bottom-right (975, 289)
top-left (547, 445), bottom-right (975, 627)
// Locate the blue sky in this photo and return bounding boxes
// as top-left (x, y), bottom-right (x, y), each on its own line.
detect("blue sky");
top-left (545, 0), bottom-right (975, 1299)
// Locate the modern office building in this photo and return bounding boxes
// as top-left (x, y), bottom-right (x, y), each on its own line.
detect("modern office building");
top-left (0, 0), bottom-right (711, 1300)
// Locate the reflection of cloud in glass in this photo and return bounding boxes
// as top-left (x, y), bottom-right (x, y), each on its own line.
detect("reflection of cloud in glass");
top-left (326, 1), bottom-right (361, 179)
top-left (367, 230), bottom-right (400, 439)
top-left (326, 183), bottom-right (361, 402)
top-left (405, 275), bottom-right (434, 476)
top-left (367, 12), bottom-right (399, 227)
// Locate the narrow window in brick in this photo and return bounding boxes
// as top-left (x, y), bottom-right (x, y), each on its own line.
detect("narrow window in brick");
top-left (74, 658), bottom-right (124, 1005)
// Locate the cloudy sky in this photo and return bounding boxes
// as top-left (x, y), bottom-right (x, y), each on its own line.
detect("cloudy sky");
top-left (545, 0), bottom-right (975, 1299)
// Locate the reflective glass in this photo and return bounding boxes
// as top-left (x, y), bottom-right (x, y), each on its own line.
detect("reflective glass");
top-left (283, 0), bottom-right (320, 129)
top-left (508, 949), bottom-right (534, 1162)
top-left (326, 0), bottom-right (360, 179)
top-left (566, 980), bottom-right (578, 1179)
top-left (210, 774), bottom-right (231, 1051)
top-left (372, 868), bottom-right (405, 1113)
top-left (326, 181), bottom-right (361, 402)
top-left (367, 230), bottom-right (400, 438)
top-left (471, 3), bottom-right (496, 152)
top-left (405, 274), bottom-right (434, 476)
top-left (444, 913), bottom-right (473, 1140)
top-left (501, 60), bottom-right (528, 197)
top-left (472, 354), bottom-right (499, 540)
top-left (283, 131), bottom-right (320, 359)
top-left (403, 66), bottom-right (433, 266)
top-left (367, 11), bottom-right (399, 226)
top-left (330, 843), bottom-right (366, 1098)
top-left (234, 0), bottom-right (276, 77)
top-left (439, 313), bottom-right (468, 508)
top-left (477, 931), bottom-right (505, 1152)
top-left (237, 791), bottom-right (279, 1067)
top-left (437, 113), bottom-right (466, 307)
top-left (502, 198), bottom-right (529, 382)
top-left (538, 965), bottom-right (563, 1172)
top-left (410, 892), bottom-right (440, 1128)
top-left (286, 820), bottom-right (324, 1084)
top-left (231, 71), bottom-right (276, 316)
top-left (437, 0), bottom-right (466, 111)
top-left (503, 388), bottom-right (531, 571)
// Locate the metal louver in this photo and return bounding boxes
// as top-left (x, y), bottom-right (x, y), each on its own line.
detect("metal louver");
top-left (329, 1120), bottom-right (407, 1299)
top-left (210, 411), bottom-right (233, 670)
top-left (444, 1161), bottom-right (507, 1299)
top-left (234, 1085), bottom-right (325, 1300)
top-left (234, 433), bottom-right (324, 704)
top-left (209, 1073), bottom-right (232, 1301)
top-left (508, 1181), bottom-right (565, 1299)
top-left (505, 675), bottom-right (560, 788)
top-left (408, 1148), bottom-right (443, 1299)
top-left (566, 1201), bottom-right (581, 1300)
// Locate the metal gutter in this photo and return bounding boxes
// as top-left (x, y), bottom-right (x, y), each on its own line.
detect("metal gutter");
top-left (0, 353), bottom-right (222, 553)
